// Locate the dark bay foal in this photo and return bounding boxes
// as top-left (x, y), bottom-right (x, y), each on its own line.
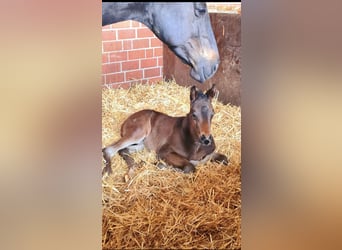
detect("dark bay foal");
top-left (102, 85), bottom-right (228, 179)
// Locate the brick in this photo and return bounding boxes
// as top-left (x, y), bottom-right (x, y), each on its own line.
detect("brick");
top-left (102, 30), bottom-right (116, 41)
top-left (151, 38), bottom-right (162, 47)
top-left (102, 75), bottom-right (105, 85)
top-left (136, 79), bottom-right (148, 85)
top-left (144, 68), bottom-right (161, 78)
top-left (154, 47), bottom-right (163, 57)
top-left (140, 78), bottom-right (160, 85)
top-left (141, 58), bottom-right (157, 68)
top-left (123, 40), bottom-right (132, 50)
top-left (158, 57), bottom-right (163, 67)
top-left (106, 73), bottom-right (124, 84)
top-left (102, 24), bottom-right (112, 30)
top-left (133, 39), bottom-right (149, 49)
top-left (128, 80), bottom-right (146, 87)
top-left (102, 54), bottom-right (108, 64)
top-left (111, 21), bottom-right (131, 29)
top-left (122, 60), bottom-right (140, 71)
top-left (150, 76), bottom-right (163, 83)
top-left (137, 28), bottom-right (154, 38)
top-left (128, 49), bottom-right (145, 60)
top-left (145, 49), bottom-right (153, 58)
top-left (103, 41), bottom-right (122, 52)
top-left (116, 82), bottom-right (132, 89)
top-left (146, 77), bottom-right (163, 84)
top-left (126, 70), bottom-right (143, 80)
top-left (102, 63), bottom-right (121, 74)
top-left (118, 29), bottom-right (136, 39)
top-left (109, 51), bottom-right (127, 62)
top-left (131, 21), bottom-right (141, 27)
top-left (107, 82), bottom-right (132, 89)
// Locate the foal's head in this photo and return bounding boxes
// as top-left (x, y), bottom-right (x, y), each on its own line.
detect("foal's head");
top-left (188, 85), bottom-right (217, 145)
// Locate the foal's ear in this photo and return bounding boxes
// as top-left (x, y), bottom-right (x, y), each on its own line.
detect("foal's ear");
top-left (190, 86), bottom-right (200, 102)
top-left (205, 84), bottom-right (217, 100)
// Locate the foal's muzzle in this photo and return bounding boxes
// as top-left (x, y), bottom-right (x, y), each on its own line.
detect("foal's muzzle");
top-left (200, 134), bottom-right (213, 145)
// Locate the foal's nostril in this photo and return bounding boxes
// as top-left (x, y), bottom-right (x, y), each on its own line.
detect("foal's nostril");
top-left (200, 135), bottom-right (211, 145)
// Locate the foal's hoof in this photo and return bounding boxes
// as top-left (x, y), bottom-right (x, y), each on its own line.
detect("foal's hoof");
top-left (157, 162), bottom-right (167, 169)
top-left (102, 165), bottom-right (113, 177)
top-left (124, 168), bottom-right (135, 183)
top-left (183, 164), bottom-right (195, 173)
top-left (124, 174), bottom-right (130, 183)
top-left (215, 155), bottom-right (229, 165)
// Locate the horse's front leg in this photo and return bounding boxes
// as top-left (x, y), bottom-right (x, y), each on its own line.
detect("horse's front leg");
top-left (211, 152), bottom-right (229, 165)
top-left (157, 146), bottom-right (195, 173)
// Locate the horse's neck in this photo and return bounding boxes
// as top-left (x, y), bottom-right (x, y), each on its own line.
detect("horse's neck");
top-left (103, 2), bottom-right (152, 28)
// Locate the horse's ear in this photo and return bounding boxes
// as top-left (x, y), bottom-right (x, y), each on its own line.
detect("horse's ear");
top-left (190, 86), bottom-right (199, 102)
top-left (206, 84), bottom-right (217, 100)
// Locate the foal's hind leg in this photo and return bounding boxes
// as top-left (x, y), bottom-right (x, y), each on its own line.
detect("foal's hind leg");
top-left (118, 149), bottom-right (136, 182)
top-left (102, 110), bottom-right (153, 177)
top-left (102, 137), bottom-right (137, 177)
top-left (118, 143), bottom-right (144, 182)
top-left (102, 136), bottom-right (145, 177)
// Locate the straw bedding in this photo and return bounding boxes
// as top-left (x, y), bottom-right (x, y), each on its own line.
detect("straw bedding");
top-left (102, 80), bottom-right (241, 249)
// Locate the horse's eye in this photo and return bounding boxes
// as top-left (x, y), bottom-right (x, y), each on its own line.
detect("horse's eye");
top-left (195, 8), bottom-right (206, 17)
top-left (192, 113), bottom-right (198, 120)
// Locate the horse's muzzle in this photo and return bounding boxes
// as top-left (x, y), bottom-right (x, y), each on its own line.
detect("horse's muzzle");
top-left (190, 59), bottom-right (220, 83)
top-left (172, 43), bottom-right (219, 83)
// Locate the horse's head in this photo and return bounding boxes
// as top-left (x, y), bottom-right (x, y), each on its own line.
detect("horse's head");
top-left (188, 85), bottom-right (217, 145)
top-left (150, 3), bottom-right (220, 83)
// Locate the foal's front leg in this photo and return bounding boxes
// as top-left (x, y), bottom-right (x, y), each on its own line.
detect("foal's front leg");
top-left (158, 146), bottom-right (195, 173)
top-left (211, 152), bottom-right (229, 165)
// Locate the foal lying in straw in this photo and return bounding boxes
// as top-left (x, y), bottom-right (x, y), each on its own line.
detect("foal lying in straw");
top-left (102, 85), bottom-right (228, 180)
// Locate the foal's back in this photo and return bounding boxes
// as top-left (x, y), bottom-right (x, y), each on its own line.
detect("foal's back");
top-left (120, 109), bottom-right (181, 152)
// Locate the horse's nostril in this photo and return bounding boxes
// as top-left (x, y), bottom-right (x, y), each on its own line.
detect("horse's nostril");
top-left (213, 63), bottom-right (218, 72)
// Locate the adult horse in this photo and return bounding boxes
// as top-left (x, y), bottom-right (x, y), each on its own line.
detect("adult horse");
top-left (102, 2), bottom-right (220, 83)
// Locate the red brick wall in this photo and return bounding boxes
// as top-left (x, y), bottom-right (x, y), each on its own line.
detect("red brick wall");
top-left (207, 2), bottom-right (241, 14)
top-left (102, 21), bottom-right (163, 88)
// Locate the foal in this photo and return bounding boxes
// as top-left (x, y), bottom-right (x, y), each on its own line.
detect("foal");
top-left (102, 85), bottom-right (228, 179)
